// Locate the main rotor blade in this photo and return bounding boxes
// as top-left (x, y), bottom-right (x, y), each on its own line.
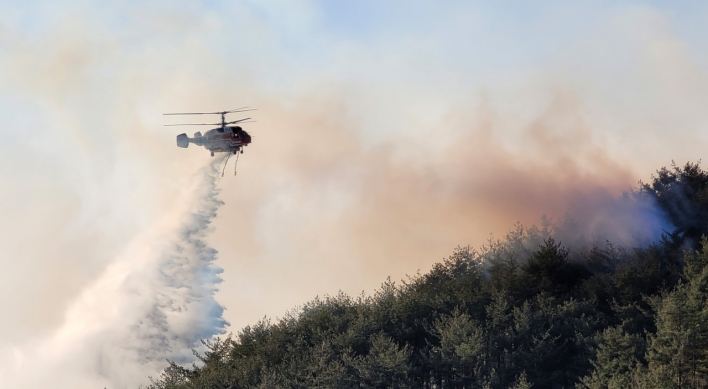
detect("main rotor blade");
top-left (224, 108), bottom-right (257, 114)
top-left (163, 123), bottom-right (220, 126)
top-left (164, 113), bottom-right (213, 116)
top-left (163, 107), bottom-right (255, 115)
top-left (224, 118), bottom-right (252, 125)
top-left (221, 106), bottom-right (249, 114)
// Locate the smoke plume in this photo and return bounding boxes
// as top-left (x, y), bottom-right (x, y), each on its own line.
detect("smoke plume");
top-left (211, 94), bottom-right (673, 304)
top-left (0, 159), bottom-right (227, 389)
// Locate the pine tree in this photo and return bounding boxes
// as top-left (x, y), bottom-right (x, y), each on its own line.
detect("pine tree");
top-left (639, 161), bottom-right (708, 249)
top-left (579, 326), bottom-right (645, 389)
top-left (645, 282), bottom-right (708, 388)
top-left (521, 238), bottom-right (591, 298)
top-left (511, 372), bottom-right (532, 389)
top-left (433, 307), bottom-right (486, 387)
top-left (355, 333), bottom-right (412, 389)
top-left (684, 237), bottom-right (708, 283)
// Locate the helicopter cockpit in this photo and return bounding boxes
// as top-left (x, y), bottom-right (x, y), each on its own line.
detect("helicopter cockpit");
top-left (203, 126), bottom-right (248, 138)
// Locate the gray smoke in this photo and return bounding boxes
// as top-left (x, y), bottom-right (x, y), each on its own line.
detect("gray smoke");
top-left (0, 158), bottom-right (228, 389)
top-left (478, 190), bottom-right (673, 268)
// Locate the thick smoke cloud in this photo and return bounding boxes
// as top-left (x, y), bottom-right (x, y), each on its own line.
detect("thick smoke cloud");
top-left (210, 92), bottom-right (672, 324)
top-left (0, 160), bottom-right (227, 389)
top-left (0, 2), bottom-right (705, 386)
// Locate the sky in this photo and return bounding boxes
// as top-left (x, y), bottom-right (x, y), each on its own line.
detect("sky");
top-left (0, 1), bottom-right (707, 387)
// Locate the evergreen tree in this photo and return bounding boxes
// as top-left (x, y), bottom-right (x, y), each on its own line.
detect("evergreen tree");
top-left (511, 372), bottom-right (532, 389)
top-left (644, 292), bottom-right (706, 387)
top-left (579, 326), bottom-right (645, 389)
top-left (354, 333), bottom-right (412, 389)
top-left (432, 307), bottom-right (485, 387)
top-left (521, 238), bottom-right (591, 298)
top-left (640, 161), bottom-right (708, 249)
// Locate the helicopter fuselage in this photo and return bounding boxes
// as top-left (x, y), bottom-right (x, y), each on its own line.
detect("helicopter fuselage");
top-left (177, 125), bottom-right (251, 155)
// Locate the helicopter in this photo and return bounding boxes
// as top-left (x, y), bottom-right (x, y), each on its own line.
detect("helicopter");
top-left (164, 107), bottom-right (254, 157)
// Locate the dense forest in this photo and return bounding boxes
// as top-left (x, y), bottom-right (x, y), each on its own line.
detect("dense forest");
top-left (148, 162), bottom-right (708, 389)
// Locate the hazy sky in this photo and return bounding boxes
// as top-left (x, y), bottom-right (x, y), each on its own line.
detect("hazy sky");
top-left (0, 1), bottom-right (707, 387)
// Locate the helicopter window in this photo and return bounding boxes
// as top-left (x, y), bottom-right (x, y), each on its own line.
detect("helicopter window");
top-left (217, 128), bottom-right (224, 133)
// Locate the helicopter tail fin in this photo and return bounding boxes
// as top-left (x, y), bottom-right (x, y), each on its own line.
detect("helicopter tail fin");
top-left (176, 133), bottom-right (189, 148)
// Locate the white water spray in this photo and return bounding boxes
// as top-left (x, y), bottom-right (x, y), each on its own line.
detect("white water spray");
top-left (0, 159), bottom-right (228, 389)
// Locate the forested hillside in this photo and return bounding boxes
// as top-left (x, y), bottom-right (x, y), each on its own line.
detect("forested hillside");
top-left (148, 162), bottom-right (708, 389)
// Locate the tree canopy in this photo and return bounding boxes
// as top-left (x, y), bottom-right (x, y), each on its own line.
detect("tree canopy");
top-left (147, 161), bottom-right (708, 389)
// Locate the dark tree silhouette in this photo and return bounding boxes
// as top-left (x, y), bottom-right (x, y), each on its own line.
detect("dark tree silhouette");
top-left (146, 162), bottom-right (708, 389)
